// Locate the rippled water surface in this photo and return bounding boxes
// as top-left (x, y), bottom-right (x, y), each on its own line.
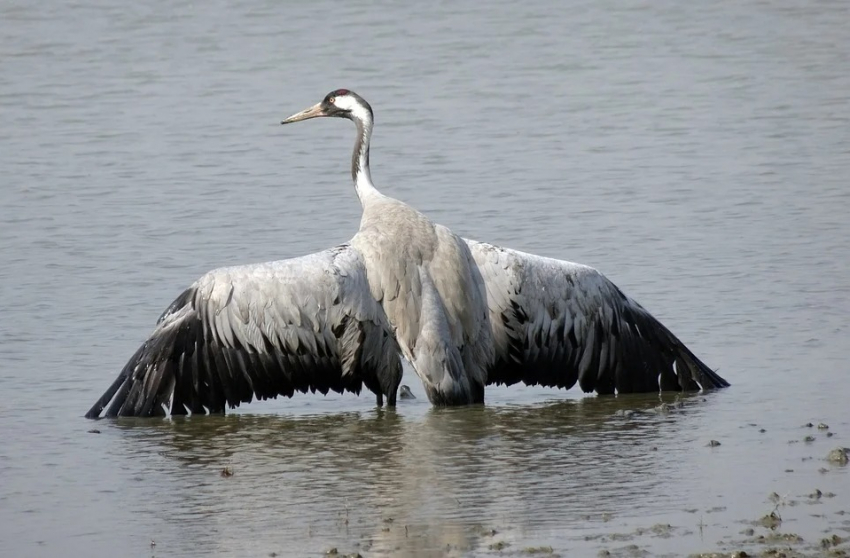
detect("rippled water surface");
top-left (2, 0), bottom-right (849, 556)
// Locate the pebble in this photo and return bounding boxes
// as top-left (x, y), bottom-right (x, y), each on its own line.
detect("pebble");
top-left (827, 447), bottom-right (849, 465)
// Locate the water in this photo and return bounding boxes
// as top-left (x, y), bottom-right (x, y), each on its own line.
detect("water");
top-left (2, 0), bottom-right (849, 555)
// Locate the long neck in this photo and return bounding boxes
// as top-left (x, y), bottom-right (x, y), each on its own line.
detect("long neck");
top-left (352, 115), bottom-right (380, 205)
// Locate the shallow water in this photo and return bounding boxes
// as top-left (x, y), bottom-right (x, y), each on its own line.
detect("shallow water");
top-left (2, 0), bottom-right (849, 556)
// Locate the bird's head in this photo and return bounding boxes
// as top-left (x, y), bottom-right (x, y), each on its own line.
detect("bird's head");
top-left (281, 89), bottom-right (373, 125)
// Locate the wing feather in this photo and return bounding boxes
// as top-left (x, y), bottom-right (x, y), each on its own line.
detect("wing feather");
top-left (85, 245), bottom-right (402, 418)
top-left (466, 240), bottom-right (729, 394)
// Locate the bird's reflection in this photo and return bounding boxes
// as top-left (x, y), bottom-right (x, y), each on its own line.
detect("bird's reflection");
top-left (108, 392), bottom-right (713, 556)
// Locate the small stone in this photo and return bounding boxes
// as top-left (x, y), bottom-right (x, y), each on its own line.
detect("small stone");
top-left (707, 440), bottom-right (721, 447)
top-left (759, 428), bottom-right (766, 433)
top-left (821, 534), bottom-right (843, 548)
top-left (818, 423), bottom-right (829, 430)
top-left (805, 422), bottom-right (814, 428)
top-left (804, 435), bottom-right (816, 443)
top-left (220, 466), bottom-right (234, 477)
top-left (326, 549), bottom-right (338, 556)
top-left (87, 429), bottom-right (101, 434)
top-left (521, 546), bottom-right (554, 554)
top-left (827, 448), bottom-right (849, 465)
top-left (759, 511), bottom-right (782, 529)
top-left (650, 523), bottom-right (673, 537)
top-left (827, 432), bottom-right (834, 437)
top-left (811, 489), bottom-right (823, 499)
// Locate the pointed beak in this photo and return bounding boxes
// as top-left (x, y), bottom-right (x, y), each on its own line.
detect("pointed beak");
top-left (281, 102), bottom-right (327, 125)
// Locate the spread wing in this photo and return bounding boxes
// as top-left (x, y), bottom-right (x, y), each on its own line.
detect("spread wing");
top-left (85, 244), bottom-right (402, 418)
top-left (466, 240), bottom-right (729, 394)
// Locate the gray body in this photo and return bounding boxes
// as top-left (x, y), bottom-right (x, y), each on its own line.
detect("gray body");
top-left (85, 90), bottom-right (728, 418)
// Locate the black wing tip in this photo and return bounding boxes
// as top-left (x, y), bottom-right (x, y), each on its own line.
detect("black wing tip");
top-left (84, 408), bottom-right (103, 419)
top-left (84, 364), bottom-right (136, 419)
top-left (626, 302), bottom-right (730, 393)
top-left (694, 363), bottom-right (731, 390)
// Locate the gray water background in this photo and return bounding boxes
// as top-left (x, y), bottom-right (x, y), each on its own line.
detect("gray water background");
top-left (1, 0), bottom-right (849, 556)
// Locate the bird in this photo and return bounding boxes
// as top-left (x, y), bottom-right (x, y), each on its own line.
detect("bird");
top-left (85, 89), bottom-right (728, 418)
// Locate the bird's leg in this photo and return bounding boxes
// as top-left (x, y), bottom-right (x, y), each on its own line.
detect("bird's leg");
top-left (387, 389), bottom-right (397, 407)
top-left (375, 392), bottom-right (384, 407)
